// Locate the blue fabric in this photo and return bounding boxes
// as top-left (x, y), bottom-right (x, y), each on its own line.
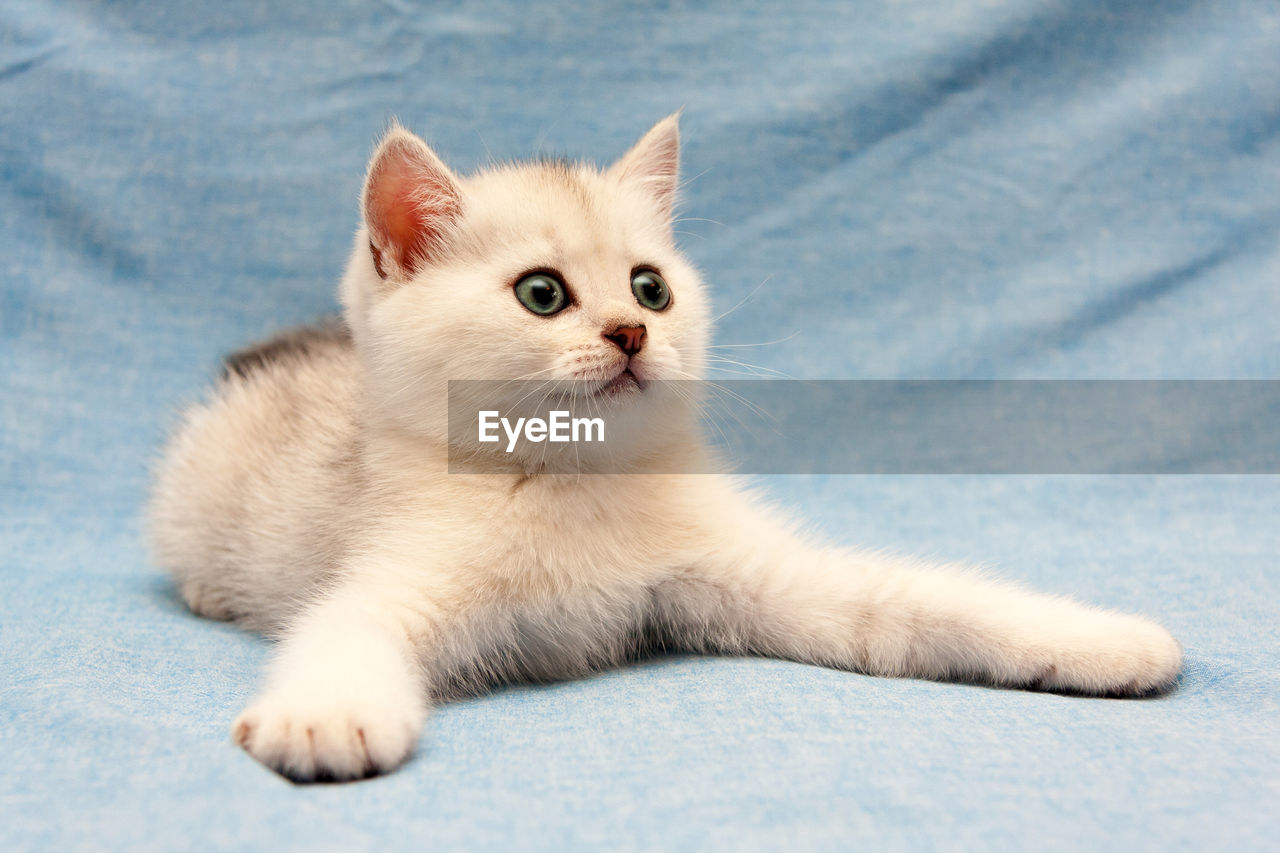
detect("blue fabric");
top-left (3, 1), bottom-right (1278, 848)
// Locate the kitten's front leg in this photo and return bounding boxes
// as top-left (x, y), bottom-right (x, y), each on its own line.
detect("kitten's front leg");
top-left (657, 484), bottom-right (1182, 696)
top-left (232, 586), bottom-right (434, 782)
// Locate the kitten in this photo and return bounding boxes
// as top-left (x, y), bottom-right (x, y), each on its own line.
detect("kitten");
top-left (149, 115), bottom-right (1182, 782)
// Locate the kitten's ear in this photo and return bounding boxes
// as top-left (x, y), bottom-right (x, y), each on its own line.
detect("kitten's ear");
top-left (362, 125), bottom-right (461, 281)
top-left (608, 112), bottom-right (681, 221)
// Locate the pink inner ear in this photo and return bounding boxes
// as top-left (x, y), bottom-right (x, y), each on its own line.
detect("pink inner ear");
top-left (364, 138), bottom-right (459, 279)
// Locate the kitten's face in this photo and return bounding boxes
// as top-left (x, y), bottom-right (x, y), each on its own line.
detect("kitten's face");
top-left (341, 117), bottom-right (708, 468)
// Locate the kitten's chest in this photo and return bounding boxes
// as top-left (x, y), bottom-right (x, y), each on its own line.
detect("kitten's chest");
top-left (424, 477), bottom-right (687, 694)
top-left (465, 475), bottom-right (686, 590)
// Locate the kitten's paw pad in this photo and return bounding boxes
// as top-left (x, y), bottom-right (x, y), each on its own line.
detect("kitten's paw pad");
top-left (232, 698), bottom-right (421, 782)
top-left (1035, 615), bottom-right (1182, 697)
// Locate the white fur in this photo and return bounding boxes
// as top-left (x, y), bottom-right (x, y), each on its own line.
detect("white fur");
top-left (149, 115), bottom-right (1182, 782)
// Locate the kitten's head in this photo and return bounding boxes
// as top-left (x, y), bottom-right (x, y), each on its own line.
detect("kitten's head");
top-left (340, 115), bottom-right (709, 470)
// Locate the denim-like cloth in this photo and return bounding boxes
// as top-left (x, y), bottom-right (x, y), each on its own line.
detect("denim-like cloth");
top-left (2, 1), bottom-right (1277, 849)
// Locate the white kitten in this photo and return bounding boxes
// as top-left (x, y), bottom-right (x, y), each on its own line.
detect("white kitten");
top-left (149, 115), bottom-right (1182, 782)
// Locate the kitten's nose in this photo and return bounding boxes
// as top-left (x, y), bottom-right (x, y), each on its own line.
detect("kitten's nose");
top-left (603, 325), bottom-right (646, 356)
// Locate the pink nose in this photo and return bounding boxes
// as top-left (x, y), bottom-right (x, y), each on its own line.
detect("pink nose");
top-left (604, 325), bottom-right (646, 356)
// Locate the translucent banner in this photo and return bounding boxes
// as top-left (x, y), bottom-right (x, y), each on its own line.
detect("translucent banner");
top-left (446, 380), bottom-right (1280, 474)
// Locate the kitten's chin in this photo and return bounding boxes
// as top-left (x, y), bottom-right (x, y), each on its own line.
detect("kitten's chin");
top-left (594, 368), bottom-right (647, 400)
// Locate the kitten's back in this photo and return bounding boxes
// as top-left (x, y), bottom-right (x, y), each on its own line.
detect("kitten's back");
top-left (150, 321), bottom-right (364, 631)
top-left (221, 317), bottom-right (352, 380)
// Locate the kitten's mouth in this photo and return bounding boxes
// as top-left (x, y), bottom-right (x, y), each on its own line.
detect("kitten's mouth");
top-left (595, 368), bottom-right (647, 398)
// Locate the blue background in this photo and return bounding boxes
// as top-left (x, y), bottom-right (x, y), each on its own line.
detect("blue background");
top-left (2, 1), bottom-right (1277, 849)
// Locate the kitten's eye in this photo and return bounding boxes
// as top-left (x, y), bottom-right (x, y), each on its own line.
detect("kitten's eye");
top-left (631, 269), bottom-right (671, 311)
top-left (514, 273), bottom-right (569, 316)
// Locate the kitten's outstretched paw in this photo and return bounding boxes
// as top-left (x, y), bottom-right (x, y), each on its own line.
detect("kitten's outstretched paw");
top-left (1029, 613), bottom-right (1182, 697)
top-left (232, 696), bottom-right (422, 782)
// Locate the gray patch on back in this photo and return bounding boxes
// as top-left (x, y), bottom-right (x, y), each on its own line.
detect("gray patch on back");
top-left (222, 317), bottom-right (353, 380)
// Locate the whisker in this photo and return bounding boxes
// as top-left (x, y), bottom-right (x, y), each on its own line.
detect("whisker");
top-left (708, 330), bottom-right (800, 350)
top-left (704, 355), bottom-right (793, 379)
top-left (713, 275), bottom-right (773, 323)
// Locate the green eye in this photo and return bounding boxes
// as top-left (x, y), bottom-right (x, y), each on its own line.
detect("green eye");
top-left (514, 272), bottom-right (569, 316)
top-left (631, 269), bottom-right (671, 311)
